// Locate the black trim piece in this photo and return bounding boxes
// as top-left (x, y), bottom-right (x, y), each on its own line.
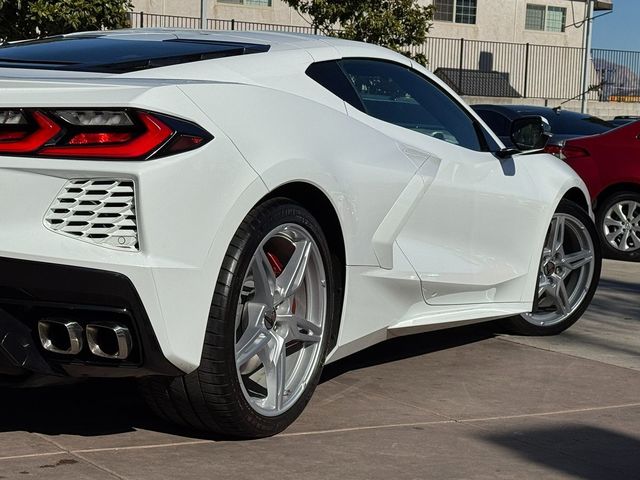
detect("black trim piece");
top-left (0, 256), bottom-right (182, 380)
top-left (0, 36), bottom-right (271, 73)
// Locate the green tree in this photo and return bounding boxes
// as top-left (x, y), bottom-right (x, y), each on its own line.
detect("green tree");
top-left (283, 0), bottom-right (434, 64)
top-left (0, 0), bottom-right (133, 43)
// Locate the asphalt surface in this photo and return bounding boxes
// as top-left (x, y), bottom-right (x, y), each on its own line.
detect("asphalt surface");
top-left (0, 259), bottom-right (638, 479)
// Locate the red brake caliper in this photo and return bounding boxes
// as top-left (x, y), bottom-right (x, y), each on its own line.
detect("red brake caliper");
top-left (265, 251), bottom-right (296, 313)
top-left (265, 251), bottom-right (283, 276)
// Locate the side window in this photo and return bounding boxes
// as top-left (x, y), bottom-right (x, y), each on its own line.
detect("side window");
top-left (305, 61), bottom-right (364, 111)
top-left (475, 109), bottom-right (511, 136)
top-left (339, 59), bottom-right (482, 151)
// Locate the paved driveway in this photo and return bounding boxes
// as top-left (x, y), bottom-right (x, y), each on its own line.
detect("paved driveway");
top-left (0, 260), bottom-right (639, 479)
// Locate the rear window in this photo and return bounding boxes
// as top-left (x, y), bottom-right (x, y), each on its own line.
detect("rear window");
top-left (0, 35), bottom-right (270, 73)
top-left (554, 112), bottom-right (615, 135)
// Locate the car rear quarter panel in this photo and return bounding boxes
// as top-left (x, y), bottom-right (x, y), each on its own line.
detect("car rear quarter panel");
top-left (180, 82), bottom-right (419, 268)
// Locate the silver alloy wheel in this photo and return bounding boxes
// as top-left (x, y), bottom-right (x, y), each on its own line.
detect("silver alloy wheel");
top-left (234, 223), bottom-right (327, 417)
top-left (522, 213), bottom-right (595, 327)
top-left (603, 200), bottom-right (640, 252)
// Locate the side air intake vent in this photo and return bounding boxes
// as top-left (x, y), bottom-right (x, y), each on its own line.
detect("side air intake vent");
top-left (44, 179), bottom-right (138, 250)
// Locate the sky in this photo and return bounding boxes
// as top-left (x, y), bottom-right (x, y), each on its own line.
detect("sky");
top-left (592, 0), bottom-right (640, 51)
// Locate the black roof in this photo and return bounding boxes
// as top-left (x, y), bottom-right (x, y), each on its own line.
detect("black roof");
top-left (434, 68), bottom-right (521, 98)
top-left (0, 35), bottom-right (270, 73)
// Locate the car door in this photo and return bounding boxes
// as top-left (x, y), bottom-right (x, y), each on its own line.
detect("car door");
top-left (338, 59), bottom-right (543, 306)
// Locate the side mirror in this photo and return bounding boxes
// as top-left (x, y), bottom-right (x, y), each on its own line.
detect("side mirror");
top-left (511, 115), bottom-right (552, 151)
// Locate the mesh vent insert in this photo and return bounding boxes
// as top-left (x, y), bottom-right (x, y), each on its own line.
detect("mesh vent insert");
top-left (44, 179), bottom-right (138, 250)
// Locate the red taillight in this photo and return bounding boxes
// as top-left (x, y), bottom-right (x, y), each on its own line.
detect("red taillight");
top-left (0, 111), bottom-right (61, 153)
top-left (544, 143), bottom-right (589, 161)
top-left (0, 131), bottom-right (29, 142)
top-left (67, 132), bottom-right (133, 145)
top-left (0, 109), bottom-right (212, 160)
top-left (41, 112), bottom-right (174, 159)
top-left (561, 145), bottom-right (590, 160)
top-left (543, 144), bottom-right (563, 157)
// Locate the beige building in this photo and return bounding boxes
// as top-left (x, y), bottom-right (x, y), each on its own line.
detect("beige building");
top-left (132, 0), bottom-right (589, 48)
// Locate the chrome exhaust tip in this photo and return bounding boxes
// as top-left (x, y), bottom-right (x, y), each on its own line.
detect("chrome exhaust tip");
top-left (37, 319), bottom-right (84, 355)
top-left (86, 323), bottom-right (132, 360)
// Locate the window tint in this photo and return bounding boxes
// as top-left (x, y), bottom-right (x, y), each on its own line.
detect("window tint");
top-left (475, 109), bottom-right (511, 136)
top-left (340, 59), bottom-right (482, 151)
top-left (0, 35), bottom-right (270, 73)
top-left (305, 61), bottom-right (364, 111)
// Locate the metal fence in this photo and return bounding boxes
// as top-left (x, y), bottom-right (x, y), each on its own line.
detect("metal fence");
top-left (413, 38), bottom-right (587, 101)
top-left (130, 11), bottom-right (317, 34)
top-left (592, 48), bottom-right (640, 102)
top-left (129, 11), bottom-right (640, 103)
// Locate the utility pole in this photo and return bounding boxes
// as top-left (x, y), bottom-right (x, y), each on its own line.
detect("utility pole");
top-left (200, 0), bottom-right (207, 29)
top-left (580, 0), bottom-right (594, 114)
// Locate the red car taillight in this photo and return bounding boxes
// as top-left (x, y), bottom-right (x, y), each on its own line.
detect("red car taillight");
top-left (543, 144), bottom-right (562, 157)
top-left (544, 143), bottom-right (590, 161)
top-left (0, 109), bottom-right (212, 160)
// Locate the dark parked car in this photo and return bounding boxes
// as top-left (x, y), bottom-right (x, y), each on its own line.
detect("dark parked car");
top-left (544, 121), bottom-right (640, 262)
top-left (472, 104), bottom-right (615, 147)
top-left (610, 115), bottom-right (640, 127)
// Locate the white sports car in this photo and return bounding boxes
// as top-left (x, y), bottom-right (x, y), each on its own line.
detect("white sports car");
top-left (0, 29), bottom-right (601, 438)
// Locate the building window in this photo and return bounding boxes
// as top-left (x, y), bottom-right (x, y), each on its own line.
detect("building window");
top-left (217, 0), bottom-right (273, 6)
top-left (525, 4), bottom-right (567, 32)
top-left (434, 0), bottom-right (477, 25)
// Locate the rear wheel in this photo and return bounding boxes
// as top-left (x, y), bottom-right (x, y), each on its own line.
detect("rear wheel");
top-left (596, 191), bottom-right (640, 262)
top-left (502, 199), bottom-right (601, 336)
top-left (140, 199), bottom-right (339, 438)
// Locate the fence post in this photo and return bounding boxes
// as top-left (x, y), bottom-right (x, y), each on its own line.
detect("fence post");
top-left (140, 11), bottom-right (144, 28)
top-left (231, 19), bottom-right (235, 30)
top-left (458, 38), bottom-right (464, 95)
top-left (523, 43), bottom-right (530, 98)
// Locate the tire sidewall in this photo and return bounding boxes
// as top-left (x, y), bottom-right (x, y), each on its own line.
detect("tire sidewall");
top-left (210, 199), bottom-right (338, 436)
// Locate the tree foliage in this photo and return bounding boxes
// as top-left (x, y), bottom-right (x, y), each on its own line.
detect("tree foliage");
top-left (0, 0), bottom-right (133, 43)
top-left (282, 0), bottom-right (434, 64)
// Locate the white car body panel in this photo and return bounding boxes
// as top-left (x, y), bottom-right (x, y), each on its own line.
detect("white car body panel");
top-left (0, 30), bottom-right (591, 373)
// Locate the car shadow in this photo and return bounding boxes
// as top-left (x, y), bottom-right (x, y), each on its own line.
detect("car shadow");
top-left (0, 323), bottom-right (497, 439)
top-left (480, 425), bottom-right (640, 479)
top-left (321, 322), bottom-right (496, 382)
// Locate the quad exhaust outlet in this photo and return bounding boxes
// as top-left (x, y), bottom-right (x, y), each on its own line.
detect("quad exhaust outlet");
top-left (38, 319), bottom-right (84, 355)
top-left (86, 323), bottom-right (133, 360)
top-left (37, 319), bottom-right (133, 360)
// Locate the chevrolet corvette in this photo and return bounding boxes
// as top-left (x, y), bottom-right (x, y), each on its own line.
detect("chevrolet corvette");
top-left (0, 29), bottom-right (601, 438)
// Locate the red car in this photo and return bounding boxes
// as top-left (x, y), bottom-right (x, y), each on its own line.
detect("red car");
top-left (545, 121), bottom-right (640, 261)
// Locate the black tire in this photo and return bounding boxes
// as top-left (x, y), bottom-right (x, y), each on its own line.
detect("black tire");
top-left (595, 191), bottom-right (640, 262)
top-left (140, 198), bottom-right (341, 438)
top-left (501, 199), bottom-right (601, 336)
